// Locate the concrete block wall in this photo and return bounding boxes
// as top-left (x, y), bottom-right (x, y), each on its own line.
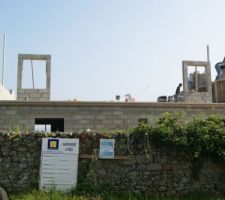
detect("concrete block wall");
top-left (17, 89), bottom-right (50, 101)
top-left (0, 101), bottom-right (225, 132)
top-left (184, 92), bottom-right (212, 103)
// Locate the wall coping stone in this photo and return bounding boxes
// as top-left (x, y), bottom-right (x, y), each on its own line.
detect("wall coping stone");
top-left (0, 100), bottom-right (225, 109)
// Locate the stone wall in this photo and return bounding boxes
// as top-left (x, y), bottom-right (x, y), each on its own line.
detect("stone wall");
top-left (0, 132), bottom-right (224, 196)
top-left (1, 101), bottom-right (225, 132)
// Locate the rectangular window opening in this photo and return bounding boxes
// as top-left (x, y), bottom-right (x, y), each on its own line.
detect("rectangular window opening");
top-left (187, 66), bottom-right (207, 92)
top-left (35, 124), bottom-right (51, 132)
top-left (22, 60), bottom-right (47, 89)
top-left (35, 118), bottom-right (64, 132)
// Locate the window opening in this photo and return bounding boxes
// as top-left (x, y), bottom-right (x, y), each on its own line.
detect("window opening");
top-left (34, 124), bottom-right (51, 132)
top-left (22, 60), bottom-right (46, 89)
top-left (187, 66), bottom-right (207, 92)
top-left (35, 118), bottom-right (64, 132)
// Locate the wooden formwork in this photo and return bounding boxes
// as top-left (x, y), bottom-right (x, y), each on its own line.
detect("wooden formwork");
top-left (212, 79), bottom-right (225, 102)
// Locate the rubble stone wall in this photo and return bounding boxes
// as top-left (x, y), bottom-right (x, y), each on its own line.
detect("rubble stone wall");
top-left (0, 132), bottom-right (224, 196)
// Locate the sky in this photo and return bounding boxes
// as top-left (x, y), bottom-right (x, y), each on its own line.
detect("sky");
top-left (1, 0), bottom-right (225, 101)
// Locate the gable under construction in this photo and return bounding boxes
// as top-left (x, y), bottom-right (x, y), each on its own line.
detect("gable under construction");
top-left (16, 54), bottom-right (51, 101)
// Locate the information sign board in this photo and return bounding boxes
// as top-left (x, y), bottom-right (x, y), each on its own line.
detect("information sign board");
top-left (99, 139), bottom-right (115, 159)
top-left (39, 138), bottom-right (79, 192)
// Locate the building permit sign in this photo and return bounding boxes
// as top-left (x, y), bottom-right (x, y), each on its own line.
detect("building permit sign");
top-left (39, 138), bottom-right (79, 192)
top-left (99, 139), bottom-right (115, 159)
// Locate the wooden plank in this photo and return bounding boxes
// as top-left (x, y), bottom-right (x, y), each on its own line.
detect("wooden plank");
top-left (79, 154), bottom-right (134, 160)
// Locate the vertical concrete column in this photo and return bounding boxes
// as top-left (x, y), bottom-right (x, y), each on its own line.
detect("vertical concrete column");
top-left (17, 56), bottom-right (23, 90)
top-left (182, 61), bottom-right (188, 93)
top-left (46, 56), bottom-right (51, 91)
top-left (205, 61), bottom-right (212, 94)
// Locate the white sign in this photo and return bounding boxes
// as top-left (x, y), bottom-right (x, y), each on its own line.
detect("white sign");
top-left (99, 139), bottom-right (115, 159)
top-left (39, 138), bottom-right (79, 192)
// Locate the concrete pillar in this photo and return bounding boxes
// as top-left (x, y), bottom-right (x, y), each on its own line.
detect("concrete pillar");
top-left (182, 61), bottom-right (189, 93)
top-left (17, 56), bottom-right (23, 89)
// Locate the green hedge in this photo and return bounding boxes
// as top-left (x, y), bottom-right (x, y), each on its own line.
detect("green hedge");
top-left (132, 112), bottom-right (225, 162)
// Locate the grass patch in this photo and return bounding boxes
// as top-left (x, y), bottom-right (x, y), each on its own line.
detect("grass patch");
top-left (10, 190), bottom-right (225, 200)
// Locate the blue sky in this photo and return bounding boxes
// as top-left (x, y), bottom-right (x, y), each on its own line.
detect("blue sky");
top-left (1, 0), bottom-right (225, 101)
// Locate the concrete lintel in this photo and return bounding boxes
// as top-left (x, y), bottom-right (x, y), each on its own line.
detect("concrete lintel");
top-left (18, 54), bottom-right (51, 61)
top-left (182, 60), bottom-right (209, 67)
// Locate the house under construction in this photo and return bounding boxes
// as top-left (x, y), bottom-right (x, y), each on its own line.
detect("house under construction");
top-left (1, 47), bottom-right (225, 132)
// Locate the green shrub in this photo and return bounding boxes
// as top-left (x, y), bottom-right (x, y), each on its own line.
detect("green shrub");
top-left (133, 112), bottom-right (225, 162)
top-left (10, 189), bottom-right (225, 200)
top-left (185, 114), bottom-right (225, 160)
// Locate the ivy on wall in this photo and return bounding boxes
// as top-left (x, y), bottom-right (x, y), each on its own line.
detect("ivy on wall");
top-left (131, 112), bottom-right (225, 162)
